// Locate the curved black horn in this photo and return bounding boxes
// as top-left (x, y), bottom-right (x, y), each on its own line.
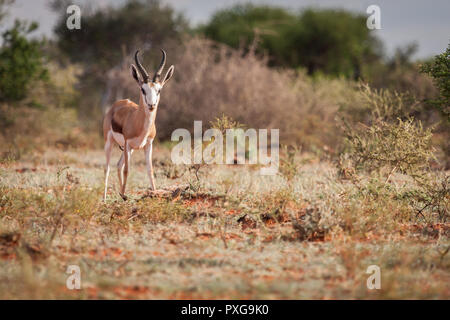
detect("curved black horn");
top-left (134, 50), bottom-right (149, 83)
top-left (153, 49), bottom-right (166, 82)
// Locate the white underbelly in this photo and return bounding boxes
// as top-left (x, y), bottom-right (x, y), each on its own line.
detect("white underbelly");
top-left (129, 134), bottom-right (150, 149)
top-left (110, 130), bottom-right (150, 150)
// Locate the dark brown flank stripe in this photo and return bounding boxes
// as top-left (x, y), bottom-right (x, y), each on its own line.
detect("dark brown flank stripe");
top-left (111, 115), bottom-right (123, 134)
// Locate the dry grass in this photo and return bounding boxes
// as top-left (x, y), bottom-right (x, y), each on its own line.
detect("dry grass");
top-left (0, 146), bottom-right (448, 299)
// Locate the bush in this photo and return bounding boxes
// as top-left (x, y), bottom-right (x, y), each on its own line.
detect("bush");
top-left (339, 83), bottom-right (421, 125)
top-left (420, 43), bottom-right (450, 119)
top-left (0, 61), bottom-right (97, 162)
top-left (420, 43), bottom-right (450, 168)
top-left (339, 83), bottom-right (446, 173)
top-left (367, 44), bottom-right (439, 103)
top-left (0, 20), bottom-right (48, 102)
top-left (343, 118), bottom-right (434, 178)
top-left (339, 83), bottom-right (448, 221)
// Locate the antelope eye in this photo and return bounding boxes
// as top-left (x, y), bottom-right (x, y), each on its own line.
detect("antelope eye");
top-left (141, 88), bottom-right (145, 95)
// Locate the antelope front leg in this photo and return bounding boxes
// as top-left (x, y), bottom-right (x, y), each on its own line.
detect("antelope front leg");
top-left (120, 141), bottom-right (132, 199)
top-left (117, 152), bottom-right (124, 192)
top-left (145, 140), bottom-right (156, 191)
top-left (117, 149), bottom-right (134, 193)
top-left (103, 132), bottom-right (113, 201)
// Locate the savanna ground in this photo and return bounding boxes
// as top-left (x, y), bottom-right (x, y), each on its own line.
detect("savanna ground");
top-left (0, 144), bottom-right (448, 299)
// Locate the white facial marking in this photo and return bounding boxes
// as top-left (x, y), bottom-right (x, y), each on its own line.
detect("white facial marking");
top-left (141, 83), bottom-right (161, 108)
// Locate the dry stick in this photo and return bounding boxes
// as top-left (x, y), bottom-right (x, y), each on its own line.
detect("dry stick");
top-left (128, 214), bottom-right (138, 221)
top-left (220, 232), bottom-right (228, 249)
top-left (416, 201), bottom-right (431, 221)
top-left (219, 223), bottom-right (228, 249)
top-left (385, 166), bottom-right (397, 184)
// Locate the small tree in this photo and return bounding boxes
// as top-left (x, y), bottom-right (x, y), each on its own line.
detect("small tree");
top-left (420, 43), bottom-right (450, 169)
top-left (51, 0), bottom-right (188, 71)
top-left (420, 43), bottom-right (450, 120)
top-left (0, 20), bottom-right (48, 102)
top-left (200, 5), bottom-right (382, 77)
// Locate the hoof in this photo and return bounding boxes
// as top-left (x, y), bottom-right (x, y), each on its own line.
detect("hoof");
top-left (119, 193), bottom-right (128, 201)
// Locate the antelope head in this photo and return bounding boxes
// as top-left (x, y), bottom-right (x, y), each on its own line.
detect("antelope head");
top-left (131, 49), bottom-right (175, 111)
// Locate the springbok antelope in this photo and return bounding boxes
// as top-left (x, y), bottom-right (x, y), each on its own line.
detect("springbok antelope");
top-left (102, 49), bottom-right (174, 200)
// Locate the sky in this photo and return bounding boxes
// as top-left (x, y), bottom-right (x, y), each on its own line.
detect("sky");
top-left (4, 0), bottom-right (450, 59)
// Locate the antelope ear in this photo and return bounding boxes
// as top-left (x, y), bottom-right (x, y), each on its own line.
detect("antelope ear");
top-left (130, 64), bottom-right (142, 84)
top-left (162, 65), bottom-right (174, 86)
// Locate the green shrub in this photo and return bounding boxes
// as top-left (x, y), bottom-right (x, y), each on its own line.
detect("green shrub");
top-left (420, 43), bottom-right (450, 168)
top-left (420, 43), bottom-right (450, 120)
top-left (200, 5), bottom-right (382, 77)
top-left (0, 20), bottom-right (48, 102)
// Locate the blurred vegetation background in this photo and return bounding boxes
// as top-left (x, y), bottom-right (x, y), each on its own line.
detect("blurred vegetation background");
top-left (0, 0), bottom-right (448, 168)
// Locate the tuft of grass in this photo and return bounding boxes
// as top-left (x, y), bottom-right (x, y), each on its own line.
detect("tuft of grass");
top-left (132, 197), bottom-right (193, 223)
